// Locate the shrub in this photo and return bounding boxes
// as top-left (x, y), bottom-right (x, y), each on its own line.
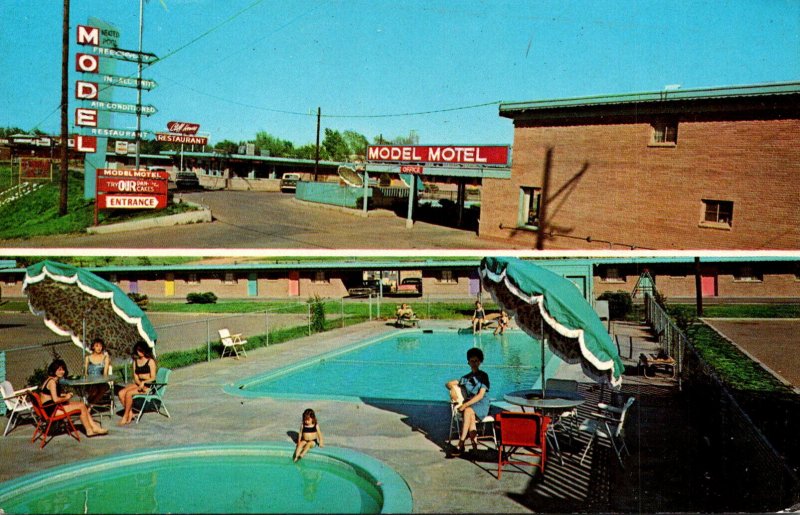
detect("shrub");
top-left (308, 294), bottom-right (326, 333)
top-left (597, 290), bottom-right (633, 320)
top-left (127, 292), bottom-right (149, 310)
top-left (26, 366), bottom-right (49, 388)
top-left (187, 292), bottom-right (218, 304)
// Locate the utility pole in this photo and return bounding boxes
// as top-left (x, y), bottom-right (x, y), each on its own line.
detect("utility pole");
top-left (134, 0), bottom-right (144, 171)
top-left (694, 257), bottom-right (704, 317)
top-left (58, 0), bottom-right (70, 216)
top-left (314, 107), bottom-right (321, 181)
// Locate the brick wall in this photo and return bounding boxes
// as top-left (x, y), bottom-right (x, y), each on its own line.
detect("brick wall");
top-left (480, 118), bottom-right (800, 250)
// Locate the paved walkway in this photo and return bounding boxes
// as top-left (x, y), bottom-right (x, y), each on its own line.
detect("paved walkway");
top-left (0, 319), bottom-right (703, 513)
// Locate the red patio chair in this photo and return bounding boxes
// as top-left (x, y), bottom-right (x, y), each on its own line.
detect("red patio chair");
top-left (495, 411), bottom-right (550, 479)
top-left (28, 391), bottom-right (81, 449)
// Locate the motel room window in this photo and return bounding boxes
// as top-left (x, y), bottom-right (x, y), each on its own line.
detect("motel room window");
top-left (2, 277), bottom-right (16, 286)
top-left (600, 267), bottom-right (626, 283)
top-left (312, 271), bottom-right (329, 284)
top-left (223, 272), bottom-right (237, 285)
top-left (437, 270), bottom-right (458, 284)
top-left (650, 121), bottom-right (678, 146)
top-left (700, 199), bottom-right (734, 229)
top-left (186, 273), bottom-right (200, 285)
top-left (519, 187), bottom-right (542, 228)
top-left (733, 266), bottom-right (763, 282)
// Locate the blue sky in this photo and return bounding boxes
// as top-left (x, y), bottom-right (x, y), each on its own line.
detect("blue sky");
top-left (1, 0), bottom-right (798, 147)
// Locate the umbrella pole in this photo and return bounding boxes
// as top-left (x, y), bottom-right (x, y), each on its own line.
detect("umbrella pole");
top-left (541, 317), bottom-right (546, 398)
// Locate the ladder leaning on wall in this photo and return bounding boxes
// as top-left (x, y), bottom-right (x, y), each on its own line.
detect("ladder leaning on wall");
top-left (632, 270), bottom-right (656, 298)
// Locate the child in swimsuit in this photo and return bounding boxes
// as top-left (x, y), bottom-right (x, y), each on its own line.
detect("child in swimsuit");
top-left (294, 408), bottom-right (324, 462)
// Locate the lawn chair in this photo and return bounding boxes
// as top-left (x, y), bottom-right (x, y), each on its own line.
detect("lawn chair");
top-left (495, 411), bottom-right (550, 479)
top-left (545, 378), bottom-right (580, 449)
top-left (28, 391), bottom-right (81, 448)
top-left (87, 365), bottom-right (115, 421)
top-left (132, 367), bottom-right (171, 423)
top-left (1, 381), bottom-right (36, 437)
top-left (219, 328), bottom-right (248, 359)
top-left (578, 395), bottom-right (636, 467)
top-left (448, 395), bottom-right (497, 450)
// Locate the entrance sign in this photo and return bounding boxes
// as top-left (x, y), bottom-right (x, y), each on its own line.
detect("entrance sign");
top-left (155, 133), bottom-right (208, 145)
top-left (367, 145), bottom-right (510, 166)
top-left (96, 168), bottom-right (168, 211)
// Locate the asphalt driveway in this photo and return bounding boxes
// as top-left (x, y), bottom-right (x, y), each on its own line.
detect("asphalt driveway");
top-left (0, 191), bottom-right (525, 250)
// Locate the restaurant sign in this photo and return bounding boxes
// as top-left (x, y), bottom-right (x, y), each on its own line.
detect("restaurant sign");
top-left (367, 145), bottom-right (510, 166)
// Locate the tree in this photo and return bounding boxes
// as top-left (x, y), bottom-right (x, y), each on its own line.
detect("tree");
top-left (214, 139), bottom-right (239, 155)
top-left (322, 128), bottom-right (349, 161)
top-left (0, 127), bottom-right (25, 138)
top-left (254, 131), bottom-right (294, 157)
top-left (293, 144), bottom-right (318, 160)
top-left (342, 130), bottom-right (369, 160)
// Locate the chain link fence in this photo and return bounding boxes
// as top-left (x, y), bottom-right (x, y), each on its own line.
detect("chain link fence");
top-left (645, 293), bottom-right (800, 511)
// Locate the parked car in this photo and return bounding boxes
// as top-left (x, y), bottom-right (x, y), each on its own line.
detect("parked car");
top-left (347, 279), bottom-right (381, 298)
top-left (280, 173), bottom-right (301, 193)
top-left (175, 170), bottom-right (200, 190)
top-left (396, 277), bottom-right (423, 296)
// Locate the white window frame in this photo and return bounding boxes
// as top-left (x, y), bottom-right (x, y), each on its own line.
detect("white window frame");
top-left (518, 186), bottom-right (542, 228)
top-left (733, 266), bottom-right (763, 283)
top-left (436, 270), bottom-right (458, 284)
top-left (223, 272), bottom-right (237, 285)
top-left (186, 273), bottom-right (200, 285)
top-left (650, 121), bottom-right (678, 146)
top-left (312, 271), bottom-right (329, 284)
top-left (600, 267), bottom-right (626, 283)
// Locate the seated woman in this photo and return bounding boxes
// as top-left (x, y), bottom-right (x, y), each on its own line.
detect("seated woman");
top-left (117, 341), bottom-right (157, 426)
top-left (84, 337), bottom-right (111, 405)
top-left (444, 347), bottom-right (490, 455)
top-left (40, 359), bottom-right (108, 436)
top-left (395, 303), bottom-right (415, 322)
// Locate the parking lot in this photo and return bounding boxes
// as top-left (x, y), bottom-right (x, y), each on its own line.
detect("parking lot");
top-left (0, 190), bottom-right (525, 250)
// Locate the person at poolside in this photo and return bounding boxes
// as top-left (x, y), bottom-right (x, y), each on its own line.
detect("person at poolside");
top-left (84, 337), bottom-right (111, 405)
top-left (445, 347), bottom-right (490, 455)
top-left (294, 408), bottom-right (324, 462)
top-left (471, 301), bottom-right (486, 333)
top-left (40, 358), bottom-right (108, 436)
top-left (117, 341), bottom-right (157, 426)
top-left (395, 303), bottom-right (415, 323)
top-left (493, 310), bottom-right (510, 336)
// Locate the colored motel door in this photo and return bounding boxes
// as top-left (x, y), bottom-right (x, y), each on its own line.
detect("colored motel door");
top-left (701, 273), bottom-right (718, 297)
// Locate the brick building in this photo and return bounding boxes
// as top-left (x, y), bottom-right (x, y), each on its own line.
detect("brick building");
top-left (480, 82), bottom-right (800, 250)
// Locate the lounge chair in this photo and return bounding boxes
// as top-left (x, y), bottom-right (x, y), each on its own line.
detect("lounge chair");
top-left (1, 381), bottom-right (36, 437)
top-left (395, 314), bottom-right (420, 328)
top-left (219, 328), bottom-right (248, 359)
top-left (132, 367), bottom-right (171, 423)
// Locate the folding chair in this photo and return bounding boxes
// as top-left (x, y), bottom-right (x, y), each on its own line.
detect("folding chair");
top-left (132, 367), bottom-right (171, 423)
top-left (545, 378), bottom-right (580, 449)
top-left (448, 400), bottom-right (497, 449)
top-left (219, 328), bottom-right (248, 359)
top-left (1, 381), bottom-right (36, 437)
top-left (87, 365), bottom-right (115, 421)
top-left (578, 395), bottom-right (636, 467)
top-left (28, 391), bottom-right (81, 448)
top-left (495, 411), bottom-right (550, 479)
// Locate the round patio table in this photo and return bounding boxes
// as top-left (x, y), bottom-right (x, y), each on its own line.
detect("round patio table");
top-left (61, 375), bottom-right (115, 404)
top-left (503, 389), bottom-right (586, 411)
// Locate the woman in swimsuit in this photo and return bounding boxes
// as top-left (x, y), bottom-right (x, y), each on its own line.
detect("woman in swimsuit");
top-left (293, 408), bottom-right (324, 462)
top-left (472, 301), bottom-right (486, 333)
top-left (40, 359), bottom-right (108, 436)
top-left (84, 337), bottom-right (111, 405)
top-left (117, 341), bottom-right (156, 426)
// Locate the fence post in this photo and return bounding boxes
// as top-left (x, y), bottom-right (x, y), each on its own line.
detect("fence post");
top-left (265, 309), bottom-right (270, 346)
top-left (368, 295), bottom-right (372, 321)
top-left (427, 295), bottom-right (431, 319)
top-left (341, 297), bottom-right (345, 329)
top-left (308, 303), bottom-right (311, 336)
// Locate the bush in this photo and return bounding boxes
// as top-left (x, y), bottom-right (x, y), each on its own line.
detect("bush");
top-left (597, 290), bottom-right (633, 320)
top-left (187, 292), bottom-right (218, 304)
top-left (127, 292), bottom-right (149, 310)
top-left (308, 294), bottom-right (326, 333)
top-left (26, 367), bottom-right (48, 388)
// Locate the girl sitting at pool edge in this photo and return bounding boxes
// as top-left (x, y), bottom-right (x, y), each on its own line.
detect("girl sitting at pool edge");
top-left (294, 408), bottom-right (324, 462)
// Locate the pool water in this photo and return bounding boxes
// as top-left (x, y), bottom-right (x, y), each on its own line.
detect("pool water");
top-left (234, 330), bottom-right (558, 403)
top-left (0, 444), bottom-right (411, 514)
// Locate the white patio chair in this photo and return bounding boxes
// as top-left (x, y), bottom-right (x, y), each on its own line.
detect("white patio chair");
top-left (578, 395), bottom-right (636, 468)
top-left (1, 380), bottom-right (37, 437)
top-left (219, 328), bottom-right (248, 359)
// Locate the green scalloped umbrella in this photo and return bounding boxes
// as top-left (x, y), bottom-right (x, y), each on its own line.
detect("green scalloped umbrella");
top-left (479, 257), bottom-right (623, 390)
top-left (23, 260), bottom-right (157, 357)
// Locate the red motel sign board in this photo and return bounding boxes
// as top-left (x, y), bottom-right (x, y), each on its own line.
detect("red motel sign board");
top-left (400, 165), bottom-right (424, 174)
top-left (155, 132), bottom-right (208, 145)
top-left (96, 169), bottom-right (168, 210)
top-left (367, 145), bottom-right (510, 166)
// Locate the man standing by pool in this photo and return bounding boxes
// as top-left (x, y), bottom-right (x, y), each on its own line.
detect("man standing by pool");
top-left (445, 347), bottom-right (490, 455)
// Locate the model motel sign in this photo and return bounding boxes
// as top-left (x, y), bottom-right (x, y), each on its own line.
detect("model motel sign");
top-left (367, 145), bottom-right (510, 166)
top-left (95, 168), bottom-right (169, 210)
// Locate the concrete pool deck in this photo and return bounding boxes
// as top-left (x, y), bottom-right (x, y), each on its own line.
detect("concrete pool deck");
top-left (0, 319), bottom-right (688, 513)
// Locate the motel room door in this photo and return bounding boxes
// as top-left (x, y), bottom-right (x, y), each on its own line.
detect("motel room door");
top-left (701, 272), bottom-right (718, 297)
top-left (288, 271), bottom-right (300, 297)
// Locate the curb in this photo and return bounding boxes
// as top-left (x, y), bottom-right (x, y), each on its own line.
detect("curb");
top-left (86, 200), bottom-right (212, 235)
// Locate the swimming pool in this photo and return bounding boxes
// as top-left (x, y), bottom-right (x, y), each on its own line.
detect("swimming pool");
top-left (229, 330), bottom-right (560, 403)
top-left (0, 443), bottom-right (412, 514)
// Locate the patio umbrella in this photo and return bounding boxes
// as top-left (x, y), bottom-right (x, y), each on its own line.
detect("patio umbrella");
top-left (479, 257), bottom-right (623, 390)
top-left (23, 260), bottom-right (157, 358)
